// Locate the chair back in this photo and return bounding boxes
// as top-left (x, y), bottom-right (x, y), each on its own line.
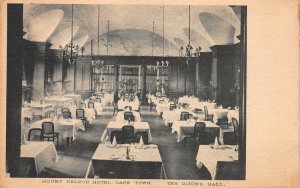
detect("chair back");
top-left (232, 118), bottom-right (239, 135)
top-left (194, 122), bottom-right (206, 144)
top-left (28, 128), bottom-right (43, 141)
top-left (180, 111), bottom-right (190, 120)
top-left (76, 109), bottom-right (85, 119)
top-left (95, 98), bottom-right (101, 103)
top-left (204, 106), bottom-right (209, 120)
top-left (134, 131), bottom-right (149, 145)
top-left (169, 104), bottom-right (177, 111)
top-left (124, 112), bottom-right (134, 122)
top-left (62, 111), bottom-right (71, 119)
top-left (62, 108), bottom-right (70, 112)
top-left (88, 102), bottom-right (94, 108)
top-left (194, 122), bottom-right (206, 136)
top-left (110, 131), bottom-right (123, 144)
top-left (42, 122), bottom-right (55, 135)
top-left (122, 125), bottom-right (134, 143)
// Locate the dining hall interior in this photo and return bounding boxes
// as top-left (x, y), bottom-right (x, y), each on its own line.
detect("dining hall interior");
top-left (6, 3), bottom-right (246, 180)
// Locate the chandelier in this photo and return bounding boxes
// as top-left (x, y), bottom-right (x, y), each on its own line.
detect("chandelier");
top-left (178, 5), bottom-right (201, 65)
top-left (59, 4), bottom-right (79, 65)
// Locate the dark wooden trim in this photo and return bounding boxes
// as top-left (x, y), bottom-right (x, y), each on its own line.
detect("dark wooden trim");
top-left (6, 3), bottom-right (23, 177)
top-left (239, 5), bottom-right (247, 179)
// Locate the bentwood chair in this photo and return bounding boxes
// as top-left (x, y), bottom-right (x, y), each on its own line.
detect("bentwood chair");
top-left (61, 108), bottom-right (70, 113)
top-left (110, 131), bottom-right (124, 144)
top-left (134, 131), bottom-right (149, 145)
top-left (41, 122), bottom-right (59, 146)
top-left (192, 122), bottom-right (206, 144)
top-left (180, 111), bottom-right (190, 121)
top-left (204, 106), bottom-right (214, 122)
top-left (124, 111), bottom-right (135, 122)
top-left (122, 125), bottom-right (135, 144)
top-left (28, 128), bottom-right (43, 141)
top-left (223, 118), bottom-right (239, 145)
top-left (88, 102), bottom-right (94, 108)
top-left (62, 111), bottom-right (72, 119)
top-left (76, 109), bottom-right (87, 127)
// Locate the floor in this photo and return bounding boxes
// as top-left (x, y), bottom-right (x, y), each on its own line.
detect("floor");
top-left (39, 103), bottom-right (211, 179)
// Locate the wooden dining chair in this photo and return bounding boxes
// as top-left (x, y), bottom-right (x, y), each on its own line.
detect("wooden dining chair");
top-left (223, 117), bottom-right (239, 145)
top-left (41, 122), bottom-right (59, 146)
top-left (204, 106), bottom-right (214, 122)
top-left (124, 111), bottom-right (135, 122)
top-left (122, 125), bottom-right (135, 144)
top-left (61, 108), bottom-right (70, 113)
top-left (76, 109), bottom-right (87, 127)
top-left (88, 102), bottom-right (94, 108)
top-left (180, 111), bottom-right (190, 121)
top-left (134, 131), bottom-right (149, 145)
top-left (28, 128), bottom-right (43, 141)
top-left (193, 122), bottom-right (206, 145)
top-left (62, 111), bottom-right (71, 119)
top-left (110, 131), bottom-right (124, 144)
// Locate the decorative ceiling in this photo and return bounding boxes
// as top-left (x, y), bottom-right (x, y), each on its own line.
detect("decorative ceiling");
top-left (23, 4), bottom-right (241, 56)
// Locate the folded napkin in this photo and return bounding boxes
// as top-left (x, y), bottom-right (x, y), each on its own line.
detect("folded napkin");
top-left (213, 137), bottom-right (219, 149)
top-left (112, 136), bottom-right (117, 147)
top-left (139, 136), bottom-right (144, 146)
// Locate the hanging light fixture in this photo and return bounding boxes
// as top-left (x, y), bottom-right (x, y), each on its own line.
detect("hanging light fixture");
top-left (92, 5), bottom-right (105, 69)
top-left (157, 5), bottom-right (169, 68)
top-left (59, 4), bottom-right (79, 65)
top-left (179, 5), bottom-right (201, 65)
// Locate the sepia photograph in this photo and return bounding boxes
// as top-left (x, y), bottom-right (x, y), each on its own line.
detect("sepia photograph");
top-left (2, 0), bottom-right (298, 187)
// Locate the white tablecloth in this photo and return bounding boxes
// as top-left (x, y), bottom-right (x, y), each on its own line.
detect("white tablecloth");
top-left (63, 94), bottom-right (81, 101)
top-left (101, 121), bottom-right (152, 143)
top-left (29, 103), bottom-right (54, 116)
top-left (228, 110), bottom-right (239, 123)
top-left (156, 102), bottom-right (170, 114)
top-left (103, 93), bottom-right (114, 104)
top-left (94, 102), bottom-right (104, 115)
top-left (45, 97), bottom-right (73, 107)
top-left (85, 144), bottom-right (163, 179)
top-left (178, 96), bottom-right (198, 104)
top-left (171, 120), bottom-right (220, 142)
top-left (30, 118), bottom-right (85, 140)
top-left (189, 102), bottom-right (216, 114)
top-left (22, 108), bottom-right (33, 120)
top-left (69, 106), bottom-right (96, 123)
top-left (196, 145), bottom-right (238, 180)
top-left (118, 100), bottom-right (140, 111)
top-left (162, 109), bottom-right (205, 125)
top-left (20, 141), bottom-right (58, 176)
top-left (115, 111), bottom-right (142, 122)
top-left (213, 109), bottom-right (229, 123)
